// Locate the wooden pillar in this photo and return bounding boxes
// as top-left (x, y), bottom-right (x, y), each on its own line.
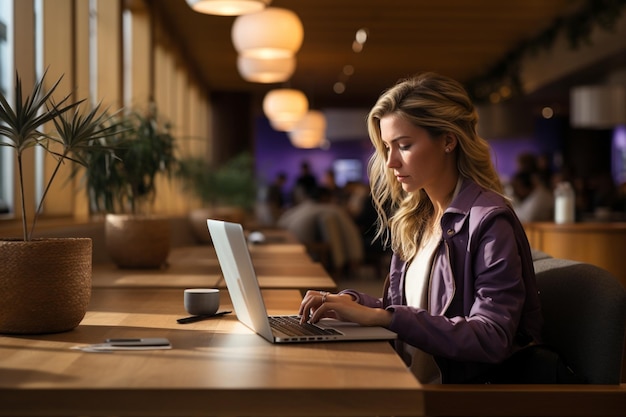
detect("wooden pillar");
top-left (209, 91), bottom-right (254, 165)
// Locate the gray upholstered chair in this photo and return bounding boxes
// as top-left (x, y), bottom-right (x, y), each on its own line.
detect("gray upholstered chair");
top-left (534, 256), bottom-right (626, 384)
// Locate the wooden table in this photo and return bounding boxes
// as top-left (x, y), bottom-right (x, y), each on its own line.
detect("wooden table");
top-left (1, 288), bottom-right (625, 416)
top-left (245, 227), bottom-right (303, 245)
top-left (92, 245), bottom-right (337, 291)
top-left (0, 288), bottom-right (423, 417)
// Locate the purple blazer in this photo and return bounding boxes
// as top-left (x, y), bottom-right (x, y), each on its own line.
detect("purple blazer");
top-left (341, 178), bottom-right (543, 383)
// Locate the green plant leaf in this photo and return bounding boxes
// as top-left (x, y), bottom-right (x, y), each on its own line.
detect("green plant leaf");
top-left (0, 69), bottom-right (121, 240)
top-left (77, 105), bottom-right (179, 215)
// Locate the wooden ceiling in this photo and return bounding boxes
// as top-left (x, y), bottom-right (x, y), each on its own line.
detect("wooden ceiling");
top-left (151, 0), bottom-right (587, 108)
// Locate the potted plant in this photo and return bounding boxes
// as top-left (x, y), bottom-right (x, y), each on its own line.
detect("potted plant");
top-left (177, 152), bottom-right (256, 243)
top-left (77, 103), bottom-right (178, 268)
top-left (0, 70), bottom-right (120, 334)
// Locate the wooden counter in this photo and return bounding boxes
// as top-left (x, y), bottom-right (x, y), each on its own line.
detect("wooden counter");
top-left (524, 221), bottom-right (626, 287)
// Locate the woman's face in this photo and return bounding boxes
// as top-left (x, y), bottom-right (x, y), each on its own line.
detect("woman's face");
top-left (380, 114), bottom-right (450, 194)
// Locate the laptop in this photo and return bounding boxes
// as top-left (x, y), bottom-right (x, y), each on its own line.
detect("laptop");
top-left (206, 219), bottom-right (397, 344)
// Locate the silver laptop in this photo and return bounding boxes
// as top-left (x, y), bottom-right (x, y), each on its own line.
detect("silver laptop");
top-left (206, 219), bottom-right (397, 344)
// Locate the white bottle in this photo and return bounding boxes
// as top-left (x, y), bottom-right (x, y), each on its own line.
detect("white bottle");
top-left (554, 182), bottom-right (575, 224)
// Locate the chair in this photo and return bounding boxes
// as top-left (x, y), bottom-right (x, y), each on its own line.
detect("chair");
top-left (317, 209), bottom-right (364, 273)
top-left (534, 256), bottom-right (626, 384)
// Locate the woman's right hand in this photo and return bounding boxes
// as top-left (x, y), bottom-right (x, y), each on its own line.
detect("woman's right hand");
top-left (298, 290), bottom-right (392, 327)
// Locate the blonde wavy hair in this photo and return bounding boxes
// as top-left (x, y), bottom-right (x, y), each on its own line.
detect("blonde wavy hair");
top-left (367, 72), bottom-right (506, 261)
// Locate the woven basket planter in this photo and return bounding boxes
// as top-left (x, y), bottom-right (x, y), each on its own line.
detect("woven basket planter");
top-left (105, 214), bottom-right (170, 268)
top-left (0, 238), bottom-right (92, 334)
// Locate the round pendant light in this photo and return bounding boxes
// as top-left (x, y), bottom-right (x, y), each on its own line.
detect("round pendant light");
top-left (288, 110), bottom-right (326, 149)
top-left (186, 0), bottom-right (271, 16)
top-left (263, 89), bottom-right (308, 131)
top-left (237, 55), bottom-right (295, 83)
top-left (232, 7), bottom-right (304, 59)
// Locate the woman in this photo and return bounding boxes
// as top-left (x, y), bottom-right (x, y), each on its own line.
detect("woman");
top-left (299, 72), bottom-right (543, 384)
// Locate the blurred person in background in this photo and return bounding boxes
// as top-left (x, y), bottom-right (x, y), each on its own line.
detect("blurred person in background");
top-left (509, 170), bottom-right (554, 223)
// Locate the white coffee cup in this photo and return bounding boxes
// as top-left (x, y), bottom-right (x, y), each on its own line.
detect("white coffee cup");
top-left (184, 288), bottom-right (220, 316)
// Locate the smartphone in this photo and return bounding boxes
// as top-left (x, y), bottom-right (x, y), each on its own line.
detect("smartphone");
top-left (104, 338), bottom-right (171, 347)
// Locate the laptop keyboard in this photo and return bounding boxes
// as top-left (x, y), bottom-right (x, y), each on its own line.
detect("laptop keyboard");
top-left (269, 315), bottom-right (342, 337)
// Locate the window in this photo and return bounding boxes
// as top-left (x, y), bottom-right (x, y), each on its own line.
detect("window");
top-left (0, 1), bottom-right (13, 216)
top-left (612, 125), bottom-right (626, 186)
top-left (332, 159), bottom-right (363, 187)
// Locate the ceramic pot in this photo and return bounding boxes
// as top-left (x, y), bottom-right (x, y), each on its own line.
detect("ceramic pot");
top-left (0, 238), bottom-right (92, 334)
top-left (105, 214), bottom-right (170, 268)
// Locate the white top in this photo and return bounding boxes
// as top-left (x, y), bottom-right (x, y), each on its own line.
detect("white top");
top-left (402, 229), bottom-right (441, 384)
top-left (513, 184), bottom-right (554, 223)
top-left (401, 178), bottom-right (462, 384)
top-left (405, 231), bottom-right (439, 308)
top-left (405, 177), bottom-right (462, 308)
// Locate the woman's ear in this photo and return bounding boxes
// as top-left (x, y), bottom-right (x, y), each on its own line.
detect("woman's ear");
top-left (443, 132), bottom-right (458, 152)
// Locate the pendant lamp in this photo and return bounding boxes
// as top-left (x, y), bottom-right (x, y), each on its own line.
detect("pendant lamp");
top-left (263, 89), bottom-right (308, 131)
top-left (237, 55), bottom-right (295, 83)
top-left (288, 110), bottom-right (326, 149)
top-left (186, 0), bottom-right (271, 16)
top-left (232, 7), bottom-right (303, 59)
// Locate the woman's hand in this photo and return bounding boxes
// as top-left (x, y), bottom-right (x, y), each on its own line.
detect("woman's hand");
top-left (298, 290), bottom-right (393, 327)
